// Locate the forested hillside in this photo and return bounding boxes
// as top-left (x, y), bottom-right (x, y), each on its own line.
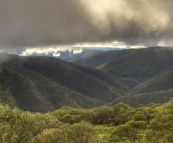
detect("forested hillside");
top-left (97, 47), bottom-right (173, 82)
top-left (131, 69), bottom-right (173, 94)
top-left (0, 53), bottom-right (136, 112)
top-left (71, 47), bottom-right (173, 107)
top-left (0, 46), bottom-right (173, 112)
top-left (72, 47), bottom-right (173, 81)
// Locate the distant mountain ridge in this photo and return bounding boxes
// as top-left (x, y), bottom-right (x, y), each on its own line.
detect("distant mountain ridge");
top-left (71, 47), bottom-right (173, 81)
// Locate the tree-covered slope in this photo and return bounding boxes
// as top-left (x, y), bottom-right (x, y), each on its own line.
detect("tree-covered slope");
top-left (1, 47), bottom-right (173, 111)
top-left (70, 47), bottom-right (173, 107)
top-left (61, 59), bottom-right (139, 90)
top-left (111, 69), bottom-right (173, 107)
top-left (98, 47), bottom-right (173, 81)
top-left (71, 47), bottom-right (173, 82)
top-left (131, 69), bottom-right (173, 94)
top-left (0, 67), bottom-right (103, 112)
top-left (111, 89), bottom-right (173, 107)
top-left (70, 49), bottom-right (134, 68)
top-left (0, 53), bottom-right (134, 112)
top-left (17, 56), bottom-right (126, 102)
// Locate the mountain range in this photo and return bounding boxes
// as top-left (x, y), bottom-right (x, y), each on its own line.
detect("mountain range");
top-left (71, 46), bottom-right (173, 106)
top-left (0, 46), bottom-right (173, 112)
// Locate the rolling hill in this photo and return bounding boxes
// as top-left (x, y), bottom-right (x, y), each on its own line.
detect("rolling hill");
top-left (0, 67), bottom-right (103, 112)
top-left (0, 53), bottom-right (134, 112)
top-left (70, 49), bottom-right (133, 68)
top-left (71, 47), bottom-right (173, 106)
top-left (1, 46), bottom-right (173, 111)
top-left (130, 69), bottom-right (173, 94)
top-left (71, 47), bottom-right (173, 82)
top-left (110, 89), bottom-right (173, 107)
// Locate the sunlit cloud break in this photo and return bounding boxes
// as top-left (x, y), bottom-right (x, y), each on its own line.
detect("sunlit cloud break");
top-left (158, 39), bottom-right (167, 47)
top-left (20, 46), bottom-right (83, 57)
top-left (19, 41), bottom-right (146, 57)
top-left (128, 44), bottom-right (146, 49)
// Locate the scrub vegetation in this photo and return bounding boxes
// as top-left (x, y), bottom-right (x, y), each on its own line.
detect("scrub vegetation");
top-left (0, 99), bottom-right (173, 143)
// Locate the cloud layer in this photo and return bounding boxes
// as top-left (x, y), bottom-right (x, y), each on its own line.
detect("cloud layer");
top-left (0, 0), bottom-right (173, 49)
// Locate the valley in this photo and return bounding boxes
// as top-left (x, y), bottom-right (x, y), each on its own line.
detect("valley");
top-left (0, 46), bottom-right (173, 112)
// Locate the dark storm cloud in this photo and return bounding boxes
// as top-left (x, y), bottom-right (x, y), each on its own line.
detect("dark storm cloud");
top-left (0, 0), bottom-right (173, 49)
top-left (0, 0), bottom-right (95, 48)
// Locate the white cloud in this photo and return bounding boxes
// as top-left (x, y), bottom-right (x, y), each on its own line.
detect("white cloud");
top-left (158, 40), bottom-right (167, 47)
top-left (19, 46), bottom-right (84, 57)
top-left (19, 41), bottom-right (147, 57)
top-left (128, 44), bottom-right (146, 49)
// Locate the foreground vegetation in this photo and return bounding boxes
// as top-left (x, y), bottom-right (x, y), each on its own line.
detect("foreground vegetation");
top-left (0, 98), bottom-right (173, 143)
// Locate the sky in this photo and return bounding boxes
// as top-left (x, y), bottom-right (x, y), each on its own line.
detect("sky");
top-left (0, 0), bottom-right (173, 52)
